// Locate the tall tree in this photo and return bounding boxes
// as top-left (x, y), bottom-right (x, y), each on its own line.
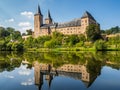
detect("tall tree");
top-left (0, 27), bottom-right (10, 38)
top-left (13, 31), bottom-right (21, 40)
top-left (6, 27), bottom-right (15, 33)
top-left (105, 26), bottom-right (120, 34)
top-left (86, 24), bottom-right (101, 41)
top-left (26, 29), bottom-right (32, 35)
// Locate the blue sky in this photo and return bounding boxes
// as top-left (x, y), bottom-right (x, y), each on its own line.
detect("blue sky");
top-left (0, 0), bottom-right (120, 33)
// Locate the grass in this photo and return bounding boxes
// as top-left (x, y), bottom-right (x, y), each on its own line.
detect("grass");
top-left (25, 46), bottom-right (120, 52)
top-left (26, 47), bottom-right (96, 52)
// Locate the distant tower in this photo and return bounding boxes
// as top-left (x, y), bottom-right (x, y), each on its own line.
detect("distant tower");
top-left (45, 10), bottom-right (53, 24)
top-left (34, 5), bottom-right (43, 38)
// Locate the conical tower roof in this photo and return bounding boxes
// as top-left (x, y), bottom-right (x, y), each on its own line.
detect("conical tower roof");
top-left (37, 4), bottom-right (43, 16)
top-left (47, 10), bottom-right (52, 19)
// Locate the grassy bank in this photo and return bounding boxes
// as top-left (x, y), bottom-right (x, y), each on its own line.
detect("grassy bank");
top-left (25, 47), bottom-right (94, 52)
top-left (25, 47), bottom-right (120, 52)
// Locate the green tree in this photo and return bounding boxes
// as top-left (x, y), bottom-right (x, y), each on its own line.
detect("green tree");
top-left (52, 31), bottom-right (63, 46)
top-left (94, 40), bottom-right (107, 50)
top-left (44, 39), bottom-right (57, 48)
top-left (76, 41), bottom-right (84, 47)
top-left (105, 26), bottom-right (120, 35)
top-left (22, 33), bottom-right (26, 36)
top-left (66, 35), bottom-right (80, 47)
top-left (107, 35), bottom-right (120, 49)
top-left (13, 31), bottom-right (22, 40)
top-left (36, 36), bottom-right (51, 48)
top-left (86, 24), bottom-right (101, 41)
top-left (52, 31), bottom-right (63, 39)
top-left (12, 42), bottom-right (24, 51)
top-left (26, 29), bottom-right (32, 35)
top-left (6, 27), bottom-right (15, 33)
top-left (0, 27), bottom-right (10, 38)
top-left (6, 27), bottom-right (22, 40)
top-left (78, 34), bottom-right (86, 42)
top-left (6, 42), bottom-right (13, 51)
top-left (24, 36), bottom-right (34, 48)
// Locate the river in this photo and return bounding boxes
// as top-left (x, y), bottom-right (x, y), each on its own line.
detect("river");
top-left (0, 51), bottom-right (120, 90)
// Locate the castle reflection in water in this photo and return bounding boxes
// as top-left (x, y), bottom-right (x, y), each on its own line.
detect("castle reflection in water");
top-left (33, 61), bottom-right (101, 90)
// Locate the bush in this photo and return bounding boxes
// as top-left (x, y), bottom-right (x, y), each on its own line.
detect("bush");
top-left (94, 40), bottom-right (107, 51)
top-left (44, 39), bottom-right (56, 48)
top-left (12, 42), bottom-right (24, 51)
top-left (76, 41), bottom-right (84, 47)
top-left (6, 42), bottom-right (12, 51)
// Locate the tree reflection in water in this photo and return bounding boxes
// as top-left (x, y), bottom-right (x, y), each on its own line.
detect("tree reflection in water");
top-left (0, 51), bottom-right (120, 90)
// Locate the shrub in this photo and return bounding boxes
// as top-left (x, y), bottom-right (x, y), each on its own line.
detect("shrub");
top-left (44, 39), bottom-right (56, 48)
top-left (12, 42), bottom-right (24, 51)
top-left (94, 40), bottom-right (107, 51)
top-left (76, 41), bottom-right (84, 47)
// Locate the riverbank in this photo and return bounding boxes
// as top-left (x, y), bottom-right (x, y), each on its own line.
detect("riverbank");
top-left (25, 47), bottom-right (120, 52)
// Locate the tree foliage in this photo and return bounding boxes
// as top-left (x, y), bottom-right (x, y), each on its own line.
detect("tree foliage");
top-left (0, 26), bottom-right (23, 51)
top-left (86, 24), bottom-right (101, 41)
top-left (26, 29), bottom-right (33, 35)
top-left (0, 27), bottom-right (10, 38)
top-left (94, 40), bottom-right (107, 50)
top-left (65, 35), bottom-right (80, 47)
top-left (44, 39), bottom-right (57, 48)
top-left (0, 27), bottom-right (22, 40)
top-left (101, 26), bottom-right (120, 35)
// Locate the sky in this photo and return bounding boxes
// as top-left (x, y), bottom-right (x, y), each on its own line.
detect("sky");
top-left (0, 0), bottom-right (120, 33)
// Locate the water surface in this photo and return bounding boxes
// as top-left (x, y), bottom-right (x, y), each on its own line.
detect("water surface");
top-left (0, 51), bottom-right (120, 90)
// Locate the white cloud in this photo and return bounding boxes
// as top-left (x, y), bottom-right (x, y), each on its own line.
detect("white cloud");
top-left (21, 78), bottom-right (34, 86)
top-left (21, 26), bottom-right (33, 31)
top-left (18, 22), bottom-right (31, 27)
top-left (5, 75), bottom-right (14, 79)
top-left (8, 18), bottom-right (14, 22)
top-left (18, 22), bottom-right (33, 33)
top-left (5, 18), bottom-right (14, 22)
top-left (18, 64), bottom-right (31, 76)
top-left (20, 26), bottom-right (33, 33)
top-left (21, 11), bottom-right (33, 19)
top-left (18, 70), bottom-right (31, 76)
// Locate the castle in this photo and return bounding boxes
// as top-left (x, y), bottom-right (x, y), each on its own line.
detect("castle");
top-left (34, 61), bottom-right (100, 89)
top-left (33, 5), bottom-right (100, 38)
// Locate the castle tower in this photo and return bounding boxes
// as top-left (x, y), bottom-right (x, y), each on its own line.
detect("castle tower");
top-left (34, 62), bottom-right (44, 90)
top-left (45, 74), bottom-right (53, 88)
top-left (34, 5), bottom-right (43, 38)
top-left (45, 10), bottom-right (53, 24)
top-left (81, 11), bottom-right (97, 35)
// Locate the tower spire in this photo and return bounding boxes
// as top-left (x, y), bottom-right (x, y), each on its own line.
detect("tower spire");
top-left (37, 4), bottom-right (42, 16)
top-left (45, 10), bottom-right (53, 24)
top-left (47, 10), bottom-right (52, 19)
